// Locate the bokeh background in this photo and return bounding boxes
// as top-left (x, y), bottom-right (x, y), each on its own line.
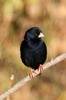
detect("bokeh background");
top-left (0, 0), bottom-right (66, 100)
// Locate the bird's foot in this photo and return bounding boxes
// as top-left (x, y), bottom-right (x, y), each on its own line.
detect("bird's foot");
top-left (38, 64), bottom-right (43, 73)
top-left (29, 69), bottom-right (36, 78)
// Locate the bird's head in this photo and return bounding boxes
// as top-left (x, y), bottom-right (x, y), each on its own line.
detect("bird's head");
top-left (24, 27), bottom-right (44, 41)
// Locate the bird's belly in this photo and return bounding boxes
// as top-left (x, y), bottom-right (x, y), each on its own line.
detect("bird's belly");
top-left (31, 48), bottom-right (46, 69)
top-left (21, 43), bottom-right (47, 70)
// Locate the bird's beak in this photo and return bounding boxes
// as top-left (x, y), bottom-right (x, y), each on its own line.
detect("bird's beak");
top-left (38, 33), bottom-right (44, 38)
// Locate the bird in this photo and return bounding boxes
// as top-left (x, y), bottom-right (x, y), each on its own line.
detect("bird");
top-left (20, 27), bottom-right (47, 77)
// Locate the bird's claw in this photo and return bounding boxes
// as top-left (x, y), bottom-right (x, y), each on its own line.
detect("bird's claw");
top-left (38, 64), bottom-right (43, 73)
top-left (29, 65), bottom-right (43, 78)
top-left (29, 70), bottom-right (36, 78)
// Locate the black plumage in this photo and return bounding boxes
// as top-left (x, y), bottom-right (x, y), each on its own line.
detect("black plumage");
top-left (20, 27), bottom-right (47, 70)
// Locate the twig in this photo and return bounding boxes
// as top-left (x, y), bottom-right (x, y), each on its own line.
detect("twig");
top-left (0, 53), bottom-right (66, 100)
top-left (6, 74), bottom-right (14, 100)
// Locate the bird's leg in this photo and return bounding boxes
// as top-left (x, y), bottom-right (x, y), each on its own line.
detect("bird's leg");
top-left (29, 69), bottom-right (36, 78)
top-left (38, 64), bottom-right (43, 73)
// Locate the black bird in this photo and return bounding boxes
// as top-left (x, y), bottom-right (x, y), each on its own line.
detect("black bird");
top-left (20, 27), bottom-right (47, 77)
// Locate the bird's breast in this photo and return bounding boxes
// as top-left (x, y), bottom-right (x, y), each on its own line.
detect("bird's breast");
top-left (26, 40), bottom-right (44, 52)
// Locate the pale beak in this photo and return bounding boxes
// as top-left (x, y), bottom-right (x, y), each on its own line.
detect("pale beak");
top-left (38, 33), bottom-right (44, 38)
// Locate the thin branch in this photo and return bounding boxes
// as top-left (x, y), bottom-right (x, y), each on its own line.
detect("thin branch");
top-left (0, 53), bottom-right (66, 100)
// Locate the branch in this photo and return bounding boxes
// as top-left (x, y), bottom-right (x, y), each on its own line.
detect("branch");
top-left (0, 53), bottom-right (66, 100)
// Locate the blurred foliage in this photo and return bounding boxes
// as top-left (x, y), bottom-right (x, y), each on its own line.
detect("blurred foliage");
top-left (0, 0), bottom-right (66, 100)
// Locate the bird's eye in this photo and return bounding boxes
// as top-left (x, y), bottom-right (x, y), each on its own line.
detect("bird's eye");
top-left (34, 33), bottom-right (37, 36)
